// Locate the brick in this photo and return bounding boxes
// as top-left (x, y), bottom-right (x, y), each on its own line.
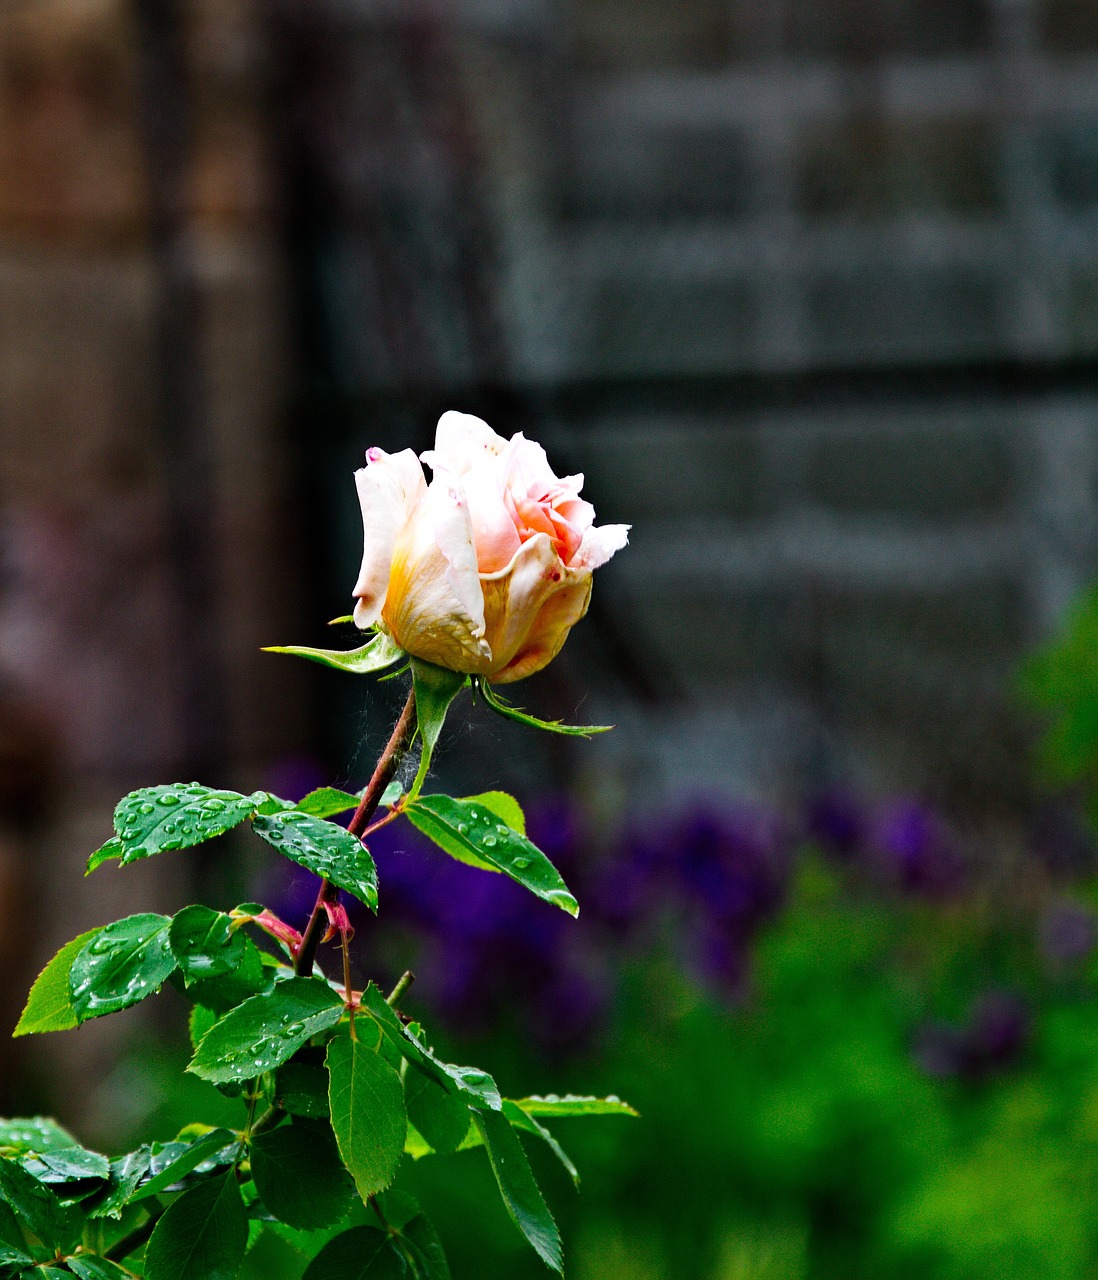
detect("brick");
top-left (1048, 120), bottom-right (1098, 211)
top-left (563, 0), bottom-right (734, 71)
top-left (587, 278), bottom-right (756, 375)
top-left (796, 118), bottom-right (1000, 219)
top-left (805, 422), bottom-right (1014, 519)
top-left (1038, 0), bottom-right (1098, 54)
top-left (561, 422), bottom-right (763, 524)
top-left (806, 267), bottom-right (1001, 362)
top-left (784, 0), bottom-right (991, 59)
top-left (567, 123), bottom-right (754, 221)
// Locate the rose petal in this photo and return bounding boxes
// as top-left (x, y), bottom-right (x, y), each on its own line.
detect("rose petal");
top-left (480, 533), bottom-right (592, 682)
top-left (423, 410), bottom-right (508, 476)
top-left (352, 448), bottom-right (426, 629)
top-left (574, 523), bottom-right (630, 571)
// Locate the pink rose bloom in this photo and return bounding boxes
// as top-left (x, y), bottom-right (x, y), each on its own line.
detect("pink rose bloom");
top-left (352, 411), bottom-right (629, 683)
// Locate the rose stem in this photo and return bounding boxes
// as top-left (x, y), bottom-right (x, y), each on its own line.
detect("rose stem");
top-left (294, 687), bottom-right (418, 978)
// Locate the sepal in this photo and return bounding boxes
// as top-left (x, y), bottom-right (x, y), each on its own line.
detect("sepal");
top-left (262, 631), bottom-right (404, 676)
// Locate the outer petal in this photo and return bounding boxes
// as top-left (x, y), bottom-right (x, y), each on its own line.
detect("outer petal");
top-left (352, 448), bottom-right (426, 629)
top-left (480, 533), bottom-right (593, 683)
top-left (574, 523), bottom-right (630, 571)
top-left (381, 472), bottom-right (492, 671)
top-left (422, 410), bottom-right (508, 477)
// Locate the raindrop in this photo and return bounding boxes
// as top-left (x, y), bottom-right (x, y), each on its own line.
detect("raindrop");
top-left (457, 823), bottom-right (469, 836)
top-left (482, 836), bottom-right (497, 849)
top-left (157, 794), bottom-right (181, 807)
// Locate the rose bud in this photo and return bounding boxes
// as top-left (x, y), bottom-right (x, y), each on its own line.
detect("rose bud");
top-left (352, 411), bottom-right (629, 682)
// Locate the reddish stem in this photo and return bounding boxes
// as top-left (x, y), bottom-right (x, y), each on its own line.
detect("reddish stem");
top-left (294, 687), bottom-right (417, 977)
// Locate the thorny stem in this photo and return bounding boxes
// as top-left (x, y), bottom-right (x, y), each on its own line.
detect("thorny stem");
top-left (294, 688), bottom-right (418, 977)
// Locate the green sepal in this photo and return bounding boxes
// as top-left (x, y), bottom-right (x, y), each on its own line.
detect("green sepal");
top-left (250, 1118), bottom-right (354, 1229)
top-left (144, 1171), bottom-right (248, 1280)
top-left (403, 795), bottom-right (578, 916)
top-left (252, 812), bottom-right (378, 912)
top-left (187, 978), bottom-right (343, 1084)
top-left (262, 631), bottom-right (404, 676)
top-left (13, 931), bottom-right (101, 1036)
top-left (69, 915), bottom-right (177, 1023)
top-left (408, 660), bottom-right (468, 800)
top-left (476, 678), bottom-right (612, 736)
top-left (472, 1107), bottom-right (562, 1273)
top-left (326, 1034), bottom-right (406, 1201)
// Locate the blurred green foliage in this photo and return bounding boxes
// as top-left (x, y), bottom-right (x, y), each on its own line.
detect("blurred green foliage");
top-left (109, 854), bottom-right (1098, 1280)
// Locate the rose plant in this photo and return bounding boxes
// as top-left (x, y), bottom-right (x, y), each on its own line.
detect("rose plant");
top-left (1, 415), bottom-right (633, 1280)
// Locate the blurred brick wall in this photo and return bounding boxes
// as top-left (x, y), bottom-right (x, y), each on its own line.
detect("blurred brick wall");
top-left (0, 0), bottom-right (298, 1110)
top-left (281, 0), bottom-right (1098, 820)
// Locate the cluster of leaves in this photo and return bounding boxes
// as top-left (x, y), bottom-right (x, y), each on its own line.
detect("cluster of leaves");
top-left (3, 653), bottom-right (634, 1279)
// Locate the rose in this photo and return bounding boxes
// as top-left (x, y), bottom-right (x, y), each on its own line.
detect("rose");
top-left (352, 411), bottom-right (629, 683)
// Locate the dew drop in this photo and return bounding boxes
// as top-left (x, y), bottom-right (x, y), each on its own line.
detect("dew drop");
top-left (139, 803), bottom-right (155, 815)
top-left (456, 823), bottom-right (469, 836)
top-left (157, 794), bottom-right (181, 807)
top-left (482, 835), bottom-right (497, 849)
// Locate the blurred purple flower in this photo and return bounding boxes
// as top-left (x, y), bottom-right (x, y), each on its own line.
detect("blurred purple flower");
top-left (674, 803), bottom-right (789, 931)
top-left (805, 791), bottom-right (868, 859)
top-left (914, 989), bottom-right (1029, 1081)
top-left (871, 799), bottom-right (966, 896)
top-left (1039, 900), bottom-right (1096, 967)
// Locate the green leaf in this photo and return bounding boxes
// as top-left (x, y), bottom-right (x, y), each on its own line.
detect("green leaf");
top-left (145, 1171), bottom-right (248, 1280)
top-left (0, 1241), bottom-right (33, 1271)
top-left (404, 1074), bottom-right (470, 1155)
top-left (86, 1148), bottom-right (152, 1219)
top-left (69, 915), bottom-right (176, 1022)
top-left (252, 812), bottom-right (378, 912)
top-left (131, 1129), bottom-right (239, 1203)
top-left (293, 789), bottom-right (361, 819)
top-left (302, 1226), bottom-right (401, 1280)
top-left (189, 1006), bottom-right (219, 1052)
top-left (502, 1104), bottom-right (579, 1189)
top-left (476, 679), bottom-right (611, 736)
top-left (272, 1064), bottom-right (330, 1119)
top-left (326, 1035), bottom-right (406, 1201)
top-left (472, 1108), bottom-right (562, 1273)
top-left (86, 837), bottom-right (123, 874)
top-left (188, 978), bottom-right (343, 1084)
top-left (0, 1158), bottom-right (82, 1254)
top-left (170, 907), bottom-right (249, 984)
top-left (184, 939), bottom-right (269, 1013)
top-left (250, 1119), bottom-right (353, 1229)
top-left (359, 986), bottom-right (500, 1110)
top-left (262, 632), bottom-right (405, 676)
top-left (516, 1095), bottom-right (639, 1118)
top-left (380, 780), bottom-right (403, 807)
top-left (408, 660), bottom-right (468, 800)
top-left (112, 784), bottom-right (262, 865)
top-left (24, 1145), bottom-right (109, 1183)
top-left (404, 796), bottom-right (578, 916)
top-left (67, 1257), bottom-right (135, 1280)
top-left (464, 791), bottom-right (526, 835)
top-left (0, 1119), bottom-right (77, 1155)
top-left (13, 932), bottom-right (101, 1036)
top-left (400, 1212), bottom-right (452, 1280)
